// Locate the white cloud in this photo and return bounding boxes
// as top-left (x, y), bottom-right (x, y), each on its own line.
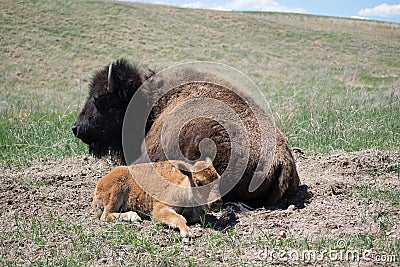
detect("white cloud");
top-left (179, 2), bottom-right (230, 11)
top-left (178, 0), bottom-right (306, 13)
top-left (153, 1), bottom-right (170, 4)
top-left (224, 0), bottom-right (306, 13)
top-left (358, 3), bottom-right (400, 18)
top-left (179, 2), bottom-right (205, 8)
top-left (351, 16), bottom-right (370, 20)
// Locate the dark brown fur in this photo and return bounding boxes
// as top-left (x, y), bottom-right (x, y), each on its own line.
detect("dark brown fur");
top-left (72, 58), bottom-right (154, 159)
top-left (135, 81), bottom-right (299, 204)
top-left (74, 58), bottom-right (299, 205)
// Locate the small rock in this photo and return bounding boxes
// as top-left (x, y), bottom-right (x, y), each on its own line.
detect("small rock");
top-left (331, 182), bottom-right (347, 195)
top-left (182, 237), bottom-right (193, 244)
top-left (98, 258), bottom-right (108, 264)
top-left (279, 230), bottom-right (287, 238)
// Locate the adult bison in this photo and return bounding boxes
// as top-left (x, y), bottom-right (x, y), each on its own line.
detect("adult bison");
top-left (73, 58), bottom-right (299, 205)
top-left (72, 59), bottom-right (154, 159)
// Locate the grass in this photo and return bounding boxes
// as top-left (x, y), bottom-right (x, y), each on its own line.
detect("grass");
top-left (1, 0), bottom-right (400, 266)
top-left (1, 1), bottom-right (399, 167)
top-left (279, 96), bottom-right (399, 153)
top-left (0, 111), bottom-right (86, 167)
top-left (355, 185), bottom-right (400, 206)
top-left (1, 212), bottom-right (398, 266)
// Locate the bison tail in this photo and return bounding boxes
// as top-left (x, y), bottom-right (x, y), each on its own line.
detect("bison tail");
top-left (264, 147), bottom-right (300, 206)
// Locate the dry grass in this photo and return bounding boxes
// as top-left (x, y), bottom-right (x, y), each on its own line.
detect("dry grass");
top-left (0, 2), bottom-right (400, 265)
top-left (2, 0), bottom-right (399, 167)
top-left (1, 0), bottom-right (399, 112)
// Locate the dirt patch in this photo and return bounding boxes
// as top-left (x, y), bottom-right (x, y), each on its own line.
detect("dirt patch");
top-left (0, 150), bottom-right (399, 265)
top-left (0, 157), bottom-right (114, 228)
top-left (238, 149), bottom-right (399, 238)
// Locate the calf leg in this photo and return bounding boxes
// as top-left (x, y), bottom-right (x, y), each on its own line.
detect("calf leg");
top-left (100, 197), bottom-right (124, 222)
top-left (152, 204), bottom-right (192, 242)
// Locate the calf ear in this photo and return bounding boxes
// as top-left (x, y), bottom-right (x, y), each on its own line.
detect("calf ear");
top-left (176, 162), bottom-right (192, 179)
top-left (140, 69), bottom-right (155, 83)
top-left (193, 157), bottom-right (212, 171)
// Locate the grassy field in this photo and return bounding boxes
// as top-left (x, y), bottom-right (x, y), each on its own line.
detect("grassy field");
top-left (1, 0), bottom-right (399, 266)
top-left (1, 0), bottom-right (399, 167)
top-left (3, 210), bottom-right (399, 266)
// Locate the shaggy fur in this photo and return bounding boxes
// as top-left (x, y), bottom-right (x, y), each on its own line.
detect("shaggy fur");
top-left (72, 59), bottom-right (154, 159)
top-left (75, 58), bottom-right (300, 206)
top-left (92, 159), bottom-right (222, 240)
top-left (135, 81), bottom-right (299, 204)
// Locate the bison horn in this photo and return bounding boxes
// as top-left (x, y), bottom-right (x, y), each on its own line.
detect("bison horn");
top-left (107, 63), bottom-right (115, 93)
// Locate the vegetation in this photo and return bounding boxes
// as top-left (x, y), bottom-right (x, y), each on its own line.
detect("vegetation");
top-left (1, 211), bottom-right (398, 266)
top-left (1, 0), bottom-right (399, 266)
top-left (1, 0), bottom-right (399, 167)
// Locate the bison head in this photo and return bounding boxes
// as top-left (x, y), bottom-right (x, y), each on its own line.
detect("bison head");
top-left (72, 58), bottom-right (154, 160)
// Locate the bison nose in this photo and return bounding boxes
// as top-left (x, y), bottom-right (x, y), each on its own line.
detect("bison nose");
top-left (209, 198), bottom-right (223, 211)
top-left (72, 125), bottom-right (79, 137)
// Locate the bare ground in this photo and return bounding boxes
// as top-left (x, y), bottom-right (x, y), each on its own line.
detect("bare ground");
top-left (0, 149), bottom-right (399, 266)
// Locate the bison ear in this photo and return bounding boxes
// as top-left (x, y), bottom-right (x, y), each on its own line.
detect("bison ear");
top-left (176, 162), bottom-right (192, 179)
top-left (107, 63), bottom-right (115, 93)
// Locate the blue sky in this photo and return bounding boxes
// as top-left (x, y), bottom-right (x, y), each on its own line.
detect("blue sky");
top-left (124, 0), bottom-right (400, 22)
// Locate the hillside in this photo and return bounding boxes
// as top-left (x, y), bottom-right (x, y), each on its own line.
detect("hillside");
top-left (2, 0), bottom-right (399, 111)
top-left (2, 0), bottom-right (399, 167)
top-left (0, 1), bottom-right (399, 266)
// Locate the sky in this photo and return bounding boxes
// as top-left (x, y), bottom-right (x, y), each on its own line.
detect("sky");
top-left (124, 0), bottom-right (400, 23)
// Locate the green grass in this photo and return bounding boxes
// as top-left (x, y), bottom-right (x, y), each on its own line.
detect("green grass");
top-left (0, 1), bottom-right (399, 265)
top-left (279, 96), bottom-right (400, 154)
top-left (355, 185), bottom-right (400, 206)
top-left (0, 111), bottom-right (86, 167)
top-left (1, 0), bottom-right (400, 167)
top-left (1, 213), bottom-right (398, 266)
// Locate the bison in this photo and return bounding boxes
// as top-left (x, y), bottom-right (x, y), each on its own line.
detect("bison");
top-left (74, 58), bottom-right (300, 206)
top-left (92, 158), bottom-right (222, 241)
top-left (72, 59), bottom-right (154, 159)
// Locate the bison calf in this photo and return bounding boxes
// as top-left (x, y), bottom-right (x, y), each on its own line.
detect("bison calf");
top-left (92, 158), bottom-right (222, 241)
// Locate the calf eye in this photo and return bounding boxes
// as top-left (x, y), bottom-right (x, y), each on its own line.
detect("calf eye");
top-left (195, 180), bottom-right (203, 187)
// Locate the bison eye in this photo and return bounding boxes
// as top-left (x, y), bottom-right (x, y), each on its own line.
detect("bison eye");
top-left (94, 94), bottom-right (120, 113)
top-left (195, 180), bottom-right (203, 187)
top-left (93, 95), bottom-right (109, 112)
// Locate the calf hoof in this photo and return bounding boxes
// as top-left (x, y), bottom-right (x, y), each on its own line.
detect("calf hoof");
top-left (126, 211), bottom-right (142, 222)
top-left (181, 229), bottom-right (193, 244)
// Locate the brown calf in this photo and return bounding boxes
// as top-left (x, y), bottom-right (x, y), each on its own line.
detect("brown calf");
top-left (92, 158), bottom-right (222, 241)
